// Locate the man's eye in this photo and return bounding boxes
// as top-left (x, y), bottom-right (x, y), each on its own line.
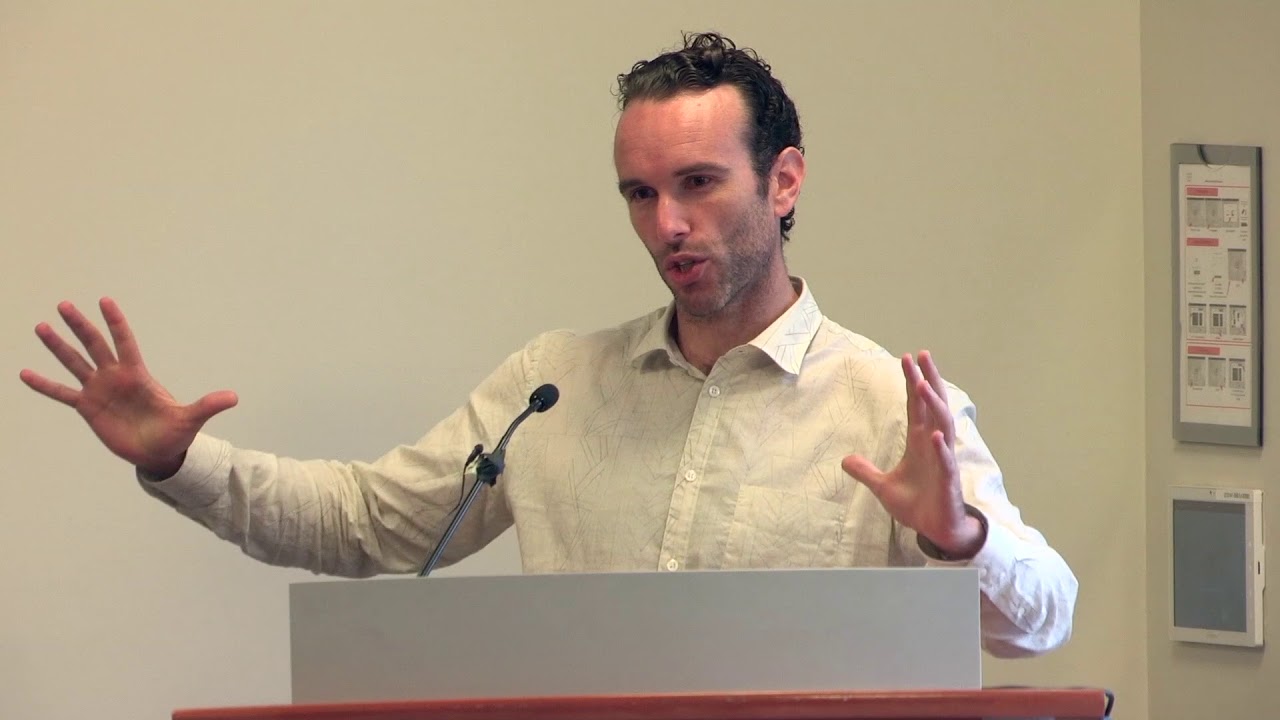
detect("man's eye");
top-left (628, 187), bottom-right (656, 202)
top-left (686, 176), bottom-right (713, 189)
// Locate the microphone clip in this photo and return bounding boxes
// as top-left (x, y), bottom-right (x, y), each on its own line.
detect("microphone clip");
top-left (473, 450), bottom-right (505, 486)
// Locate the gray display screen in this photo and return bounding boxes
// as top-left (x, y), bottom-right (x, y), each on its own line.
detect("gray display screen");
top-left (1173, 500), bottom-right (1247, 632)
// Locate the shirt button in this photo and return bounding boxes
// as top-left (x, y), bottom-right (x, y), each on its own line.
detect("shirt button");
top-left (666, 558), bottom-right (680, 571)
top-left (708, 385), bottom-right (721, 397)
top-left (684, 469), bottom-right (697, 482)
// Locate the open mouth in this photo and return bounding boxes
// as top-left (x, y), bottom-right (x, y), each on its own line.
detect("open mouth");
top-left (666, 257), bottom-right (707, 286)
top-left (666, 254), bottom-right (705, 272)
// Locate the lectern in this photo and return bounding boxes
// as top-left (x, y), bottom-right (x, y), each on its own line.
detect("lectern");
top-left (173, 569), bottom-right (1111, 720)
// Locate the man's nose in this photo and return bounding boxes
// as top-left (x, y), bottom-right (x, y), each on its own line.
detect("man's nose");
top-left (655, 196), bottom-right (691, 246)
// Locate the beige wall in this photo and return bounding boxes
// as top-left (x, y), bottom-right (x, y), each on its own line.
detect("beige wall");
top-left (1, 2), bottom-right (1145, 719)
top-left (1143, 2), bottom-right (1280, 719)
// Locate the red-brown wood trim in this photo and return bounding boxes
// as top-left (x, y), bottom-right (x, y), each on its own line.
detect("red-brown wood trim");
top-left (175, 688), bottom-right (1110, 720)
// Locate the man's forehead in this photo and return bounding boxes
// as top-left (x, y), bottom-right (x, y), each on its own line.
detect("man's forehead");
top-left (613, 86), bottom-right (750, 165)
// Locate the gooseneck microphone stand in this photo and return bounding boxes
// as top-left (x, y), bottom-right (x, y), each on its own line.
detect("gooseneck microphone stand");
top-left (417, 384), bottom-right (558, 577)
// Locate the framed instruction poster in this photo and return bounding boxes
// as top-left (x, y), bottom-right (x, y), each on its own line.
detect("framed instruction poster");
top-left (1172, 144), bottom-right (1262, 446)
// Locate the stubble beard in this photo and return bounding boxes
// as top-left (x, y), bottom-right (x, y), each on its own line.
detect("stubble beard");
top-left (669, 200), bottom-right (780, 322)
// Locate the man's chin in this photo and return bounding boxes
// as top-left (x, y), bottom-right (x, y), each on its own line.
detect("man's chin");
top-left (673, 293), bottom-right (727, 320)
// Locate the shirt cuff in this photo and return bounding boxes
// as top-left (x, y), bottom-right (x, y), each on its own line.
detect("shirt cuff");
top-left (135, 433), bottom-right (233, 510)
top-left (923, 516), bottom-right (1021, 594)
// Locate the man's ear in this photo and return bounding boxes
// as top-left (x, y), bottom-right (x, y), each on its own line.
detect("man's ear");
top-left (769, 146), bottom-right (806, 218)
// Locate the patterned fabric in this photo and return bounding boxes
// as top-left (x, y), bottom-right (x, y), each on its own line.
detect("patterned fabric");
top-left (141, 278), bottom-right (1077, 656)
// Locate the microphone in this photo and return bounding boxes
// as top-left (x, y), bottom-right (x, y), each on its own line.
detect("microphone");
top-left (480, 383), bottom-right (558, 478)
top-left (418, 384), bottom-right (559, 577)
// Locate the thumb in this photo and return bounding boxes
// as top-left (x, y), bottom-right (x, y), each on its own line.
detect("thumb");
top-left (188, 390), bottom-right (239, 424)
top-left (842, 454), bottom-right (888, 495)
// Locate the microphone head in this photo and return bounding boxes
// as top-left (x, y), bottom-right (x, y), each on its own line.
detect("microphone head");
top-left (529, 383), bottom-right (559, 412)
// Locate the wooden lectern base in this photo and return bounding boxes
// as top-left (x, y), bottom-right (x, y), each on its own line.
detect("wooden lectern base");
top-left (174, 688), bottom-right (1112, 720)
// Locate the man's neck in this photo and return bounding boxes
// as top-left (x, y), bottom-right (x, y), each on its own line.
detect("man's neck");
top-left (674, 272), bottom-right (799, 375)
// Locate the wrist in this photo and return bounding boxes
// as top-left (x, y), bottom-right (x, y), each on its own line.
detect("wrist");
top-left (917, 503), bottom-right (989, 561)
top-left (139, 452), bottom-right (186, 481)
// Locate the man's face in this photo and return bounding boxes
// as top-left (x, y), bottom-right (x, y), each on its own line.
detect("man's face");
top-left (613, 86), bottom-right (785, 320)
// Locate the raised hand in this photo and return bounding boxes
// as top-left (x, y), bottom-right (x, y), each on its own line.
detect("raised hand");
top-left (19, 298), bottom-right (238, 477)
top-left (841, 351), bottom-right (984, 558)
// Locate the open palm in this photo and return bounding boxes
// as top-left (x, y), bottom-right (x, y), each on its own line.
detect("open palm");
top-left (19, 298), bottom-right (237, 476)
top-left (841, 351), bottom-right (981, 556)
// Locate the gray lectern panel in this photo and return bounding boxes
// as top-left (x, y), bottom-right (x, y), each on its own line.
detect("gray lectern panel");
top-left (290, 568), bottom-right (980, 703)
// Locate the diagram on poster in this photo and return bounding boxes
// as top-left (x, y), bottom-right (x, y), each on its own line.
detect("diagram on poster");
top-left (1178, 161), bottom-right (1254, 428)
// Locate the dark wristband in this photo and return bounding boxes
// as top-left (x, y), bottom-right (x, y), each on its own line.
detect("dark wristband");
top-left (916, 503), bottom-right (989, 561)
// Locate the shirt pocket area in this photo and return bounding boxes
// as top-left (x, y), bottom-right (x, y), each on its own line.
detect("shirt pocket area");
top-left (723, 486), bottom-right (850, 568)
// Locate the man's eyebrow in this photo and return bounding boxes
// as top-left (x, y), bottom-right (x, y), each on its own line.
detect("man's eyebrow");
top-left (673, 162), bottom-right (731, 177)
top-left (617, 177), bottom-right (645, 195)
top-left (617, 162), bottom-right (733, 195)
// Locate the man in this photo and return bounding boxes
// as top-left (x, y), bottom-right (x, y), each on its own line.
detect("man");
top-left (19, 33), bottom-right (1076, 658)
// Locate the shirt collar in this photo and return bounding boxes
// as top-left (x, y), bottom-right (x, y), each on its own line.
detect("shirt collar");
top-left (748, 277), bottom-right (823, 375)
top-left (629, 277), bottom-right (824, 376)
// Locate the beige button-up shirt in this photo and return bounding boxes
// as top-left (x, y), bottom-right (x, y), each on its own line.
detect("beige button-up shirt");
top-left (144, 279), bottom-right (1077, 657)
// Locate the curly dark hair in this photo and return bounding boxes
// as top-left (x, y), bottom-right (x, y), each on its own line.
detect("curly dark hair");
top-left (616, 32), bottom-right (804, 241)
